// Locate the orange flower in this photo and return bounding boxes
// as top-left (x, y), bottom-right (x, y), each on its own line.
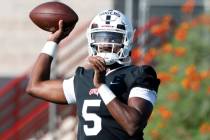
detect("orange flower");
top-left (169, 65), bottom-right (179, 74)
top-left (167, 92), bottom-right (180, 102)
top-left (175, 28), bottom-right (187, 41)
top-left (158, 106), bottom-right (172, 120)
top-left (158, 122), bottom-right (166, 129)
top-left (190, 81), bottom-right (200, 92)
top-left (151, 129), bottom-right (160, 139)
top-left (198, 14), bottom-right (210, 25)
top-left (208, 70), bottom-right (210, 78)
top-left (150, 15), bottom-right (172, 37)
top-left (131, 47), bottom-right (142, 62)
top-left (150, 25), bottom-right (167, 37)
top-left (174, 47), bottom-right (187, 57)
top-left (181, 78), bottom-right (191, 90)
top-left (148, 48), bottom-right (158, 57)
top-left (174, 22), bottom-right (190, 41)
top-left (199, 122), bottom-right (210, 135)
top-left (185, 65), bottom-right (197, 77)
top-left (162, 15), bottom-right (172, 23)
top-left (143, 48), bottom-right (158, 64)
top-left (181, 0), bottom-right (195, 14)
top-left (157, 72), bottom-right (172, 83)
top-left (162, 43), bottom-right (173, 54)
top-left (207, 86), bottom-right (210, 95)
top-left (200, 70), bottom-right (209, 80)
top-left (190, 19), bottom-right (198, 27)
top-left (180, 22), bottom-right (191, 30)
top-left (185, 65), bottom-right (201, 81)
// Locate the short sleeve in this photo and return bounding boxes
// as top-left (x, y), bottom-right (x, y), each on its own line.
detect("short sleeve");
top-left (129, 87), bottom-right (157, 106)
top-left (131, 65), bottom-right (160, 92)
top-left (63, 76), bottom-right (76, 104)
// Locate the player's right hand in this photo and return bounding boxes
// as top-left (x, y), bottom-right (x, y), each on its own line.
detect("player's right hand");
top-left (88, 56), bottom-right (106, 88)
top-left (48, 20), bottom-right (72, 43)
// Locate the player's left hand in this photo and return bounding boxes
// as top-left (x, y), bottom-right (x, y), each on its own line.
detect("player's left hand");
top-left (88, 56), bottom-right (106, 88)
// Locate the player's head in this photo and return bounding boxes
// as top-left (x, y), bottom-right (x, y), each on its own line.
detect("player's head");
top-left (87, 10), bottom-right (134, 65)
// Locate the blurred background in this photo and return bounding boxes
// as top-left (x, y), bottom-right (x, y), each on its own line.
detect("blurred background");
top-left (0, 0), bottom-right (210, 140)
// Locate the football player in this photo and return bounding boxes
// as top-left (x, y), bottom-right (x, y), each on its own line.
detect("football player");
top-left (27, 10), bottom-right (160, 140)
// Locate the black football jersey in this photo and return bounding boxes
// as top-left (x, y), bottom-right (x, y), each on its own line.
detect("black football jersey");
top-left (73, 65), bottom-right (160, 140)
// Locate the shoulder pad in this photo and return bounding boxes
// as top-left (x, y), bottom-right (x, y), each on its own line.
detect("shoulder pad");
top-left (127, 65), bottom-right (160, 92)
top-left (75, 66), bottom-right (94, 79)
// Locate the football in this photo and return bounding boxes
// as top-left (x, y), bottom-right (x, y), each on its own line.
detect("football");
top-left (29, 2), bottom-right (78, 32)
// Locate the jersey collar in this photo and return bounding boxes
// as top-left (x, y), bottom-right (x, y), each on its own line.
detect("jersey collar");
top-left (106, 64), bottom-right (131, 76)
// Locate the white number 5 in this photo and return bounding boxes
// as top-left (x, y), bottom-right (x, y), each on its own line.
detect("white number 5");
top-left (82, 100), bottom-right (102, 136)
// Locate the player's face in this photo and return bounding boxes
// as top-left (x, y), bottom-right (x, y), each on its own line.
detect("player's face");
top-left (97, 44), bottom-right (122, 53)
top-left (91, 32), bottom-right (124, 53)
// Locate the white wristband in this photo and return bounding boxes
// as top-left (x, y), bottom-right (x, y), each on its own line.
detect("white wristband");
top-left (98, 84), bottom-right (116, 105)
top-left (41, 41), bottom-right (58, 57)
